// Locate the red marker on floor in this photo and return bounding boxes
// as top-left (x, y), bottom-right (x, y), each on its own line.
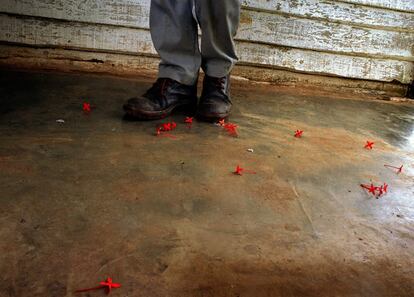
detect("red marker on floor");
top-left (75, 277), bottom-right (121, 295)
top-left (83, 102), bottom-right (91, 112)
top-left (364, 141), bottom-right (374, 149)
top-left (224, 123), bottom-right (238, 137)
top-left (294, 130), bottom-right (303, 138)
top-left (384, 164), bottom-right (403, 174)
top-left (377, 183), bottom-right (388, 196)
top-left (233, 165), bottom-right (256, 176)
top-left (360, 183), bottom-right (377, 196)
top-left (360, 182), bottom-right (388, 198)
top-left (184, 117), bottom-right (193, 128)
top-left (155, 122), bottom-right (177, 138)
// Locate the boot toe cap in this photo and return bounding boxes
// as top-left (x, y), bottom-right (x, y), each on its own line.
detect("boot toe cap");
top-left (198, 98), bottom-right (232, 118)
top-left (123, 96), bottom-right (157, 113)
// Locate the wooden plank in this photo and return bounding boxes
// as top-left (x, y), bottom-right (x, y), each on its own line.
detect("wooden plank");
top-left (1, 2), bottom-right (414, 61)
top-left (242, 0), bottom-right (414, 31)
top-left (0, 14), bottom-right (412, 83)
top-left (2, 0), bottom-right (413, 32)
top-left (0, 45), bottom-right (160, 75)
top-left (0, 0), bottom-right (150, 29)
top-left (0, 14), bottom-right (155, 54)
top-left (337, 0), bottom-right (414, 12)
top-left (237, 10), bottom-right (414, 61)
top-left (236, 41), bottom-right (414, 84)
top-left (2, 2), bottom-right (413, 60)
top-left (1, 8), bottom-right (412, 62)
top-left (0, 45), bottom-right (407, 97)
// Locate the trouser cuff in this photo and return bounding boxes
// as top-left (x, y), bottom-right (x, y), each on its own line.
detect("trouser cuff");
top-left (203, 59), bottom-right (235, 78)
top-left (158, 65), bottom-right (199, 86)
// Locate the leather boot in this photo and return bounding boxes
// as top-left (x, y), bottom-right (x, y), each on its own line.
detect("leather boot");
top-left (123, 78), bottom-right (197, 120)
top-left (197, 75), bottom-right (232, 121)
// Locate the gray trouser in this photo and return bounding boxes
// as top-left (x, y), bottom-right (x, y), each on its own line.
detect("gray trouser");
top-left (150, 0), bottom-right (241, 85)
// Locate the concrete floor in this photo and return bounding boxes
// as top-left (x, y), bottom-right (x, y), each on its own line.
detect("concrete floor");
top-left (0, 70), bottom-right (413, 297)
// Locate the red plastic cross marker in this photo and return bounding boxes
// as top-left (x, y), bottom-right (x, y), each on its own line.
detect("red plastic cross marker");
top-left (377, 183), bottom-right (388, 196)
top-left (361, 183), bottom-right (377, 195)
top-left (294, 130), bottom-right (303, 138)
top-left (233, 165), bottom-right (256, 176)
top-left (382, 183), bottom-right (388, 193)
top-left (360, 182), bottom-right (389, 198)
top-left (184, 117), bottom-right (193, 129)
top-left (234, 165), bottom-right (243, 175)
top-left (162, 123), bottom-right (172, 131)
top-left (224, 123), bottom-right (238, 137)
top-left (75, 277), bottom-right (121, 295)
top-left (384, 164), bottom-right (403, 174)
top-left (156, 121), bottom-right (178, 138)
top-left (83, 102), bottom-right (91, 112)
top-left (364, 141), bottom-right (374, 149)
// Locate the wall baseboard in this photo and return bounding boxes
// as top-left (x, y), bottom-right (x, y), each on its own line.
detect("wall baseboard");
top-left (0, 44), bottom-right (409, 98)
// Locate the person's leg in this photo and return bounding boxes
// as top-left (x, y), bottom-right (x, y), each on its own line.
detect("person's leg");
top-left (194, 0), bottom-right (240, 78)
top-left (194, 0), bottom-right (241, 120)
top-left (123, 0), bottom-right (200, 120)
top-left (150, 0), bottom-right (201, 85)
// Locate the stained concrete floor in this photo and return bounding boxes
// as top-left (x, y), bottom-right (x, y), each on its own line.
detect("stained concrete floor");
top-left (0, 70), bottom-right (413, 297)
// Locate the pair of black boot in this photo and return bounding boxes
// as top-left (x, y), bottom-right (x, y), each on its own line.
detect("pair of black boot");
top-left (123, 75), bottom-right (232, 121)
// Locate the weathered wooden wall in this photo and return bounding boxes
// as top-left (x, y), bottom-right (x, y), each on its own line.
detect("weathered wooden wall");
top-left (0, 0), bottom-right (413, 93)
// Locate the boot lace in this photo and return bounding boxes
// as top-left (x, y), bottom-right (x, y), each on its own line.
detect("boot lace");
top-left (212, 77), bottom-right (226, 90)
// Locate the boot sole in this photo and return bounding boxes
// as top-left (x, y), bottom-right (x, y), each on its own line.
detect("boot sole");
top-left (123, 102), bottom-right (196, 120)
top-left (196, 111), bottom-right (230, 123)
